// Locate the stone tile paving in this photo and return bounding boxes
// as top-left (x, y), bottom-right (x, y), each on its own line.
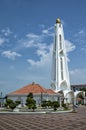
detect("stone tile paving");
top-left (0, 106), bottom-right (86, 130)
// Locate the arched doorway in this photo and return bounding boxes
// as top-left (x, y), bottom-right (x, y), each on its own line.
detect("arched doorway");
top-left (76, 92), bottom-right (84, 105)
top-left (64, 90), bottom-right (74, 103)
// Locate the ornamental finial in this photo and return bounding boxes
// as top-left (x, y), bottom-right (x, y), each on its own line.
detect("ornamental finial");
top-left (56, 18), bottom-right (61, 23)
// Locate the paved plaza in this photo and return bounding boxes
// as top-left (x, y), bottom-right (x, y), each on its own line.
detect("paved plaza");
top-left (0, 106), bottom-right (86, 130)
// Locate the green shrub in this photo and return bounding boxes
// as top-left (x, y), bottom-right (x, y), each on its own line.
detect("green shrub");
top-left (15, 100), bottom-right (21, 106)
top-left (62, 103), bottom-right (68, 110)
top-left (5, 99), bottom-right (16, 110)
top-left (26, 93), bottom-right (36, 111)
top-left (52, 101), bottom-right (59, 111)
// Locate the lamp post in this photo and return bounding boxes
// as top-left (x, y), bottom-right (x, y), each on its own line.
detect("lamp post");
top-left (72, 98), bottom-right (75, 112)
top-left (59, 97), bottom-right (62, 108)
top-left (41, 92), bottom-right (43, 106)
top-left (65, 97), bottom-right (68, 108)
top-left (0, 92), bottom-right (2, 107)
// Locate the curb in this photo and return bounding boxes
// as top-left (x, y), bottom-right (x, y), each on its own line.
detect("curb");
top-left (0, 110), bottom-right (73, 114)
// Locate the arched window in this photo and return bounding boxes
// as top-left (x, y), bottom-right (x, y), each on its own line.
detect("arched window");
top-left (59, 34), bottom-right (62, 49)
top-left (60, 57), bottom-right (63, 80)
top-left (54, 35), bottom-right (56, 51)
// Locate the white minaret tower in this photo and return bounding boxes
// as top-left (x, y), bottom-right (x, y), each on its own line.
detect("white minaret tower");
top-left (51, 18), bottom-right (71, 92)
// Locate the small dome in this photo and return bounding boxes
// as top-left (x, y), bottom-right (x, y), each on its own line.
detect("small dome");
top-left (56, 18), bottom-right (61, 23)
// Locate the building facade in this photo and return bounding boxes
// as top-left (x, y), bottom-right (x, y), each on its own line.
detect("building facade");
top-left (7, 83), bottom-right (63, 106)
top-left (71, 84), bottom-right (86, 92)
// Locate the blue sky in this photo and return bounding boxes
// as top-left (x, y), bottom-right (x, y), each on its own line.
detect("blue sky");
top-left (0, 0), bottom-right (86, 95)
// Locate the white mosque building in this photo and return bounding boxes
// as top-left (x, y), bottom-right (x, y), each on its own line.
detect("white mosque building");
top-left (6, 19), bottom-right (85, 106)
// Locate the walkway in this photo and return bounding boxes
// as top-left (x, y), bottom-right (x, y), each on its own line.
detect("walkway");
top-left (0, 106), bottom-right (86, 130)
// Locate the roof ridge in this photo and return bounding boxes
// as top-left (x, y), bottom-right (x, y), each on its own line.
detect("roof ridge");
top-left (37, 84), bottom-right (47, 92)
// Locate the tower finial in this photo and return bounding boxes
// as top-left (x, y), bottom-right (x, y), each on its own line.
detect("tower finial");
top-left (56, 18), bottom-right (61, 23)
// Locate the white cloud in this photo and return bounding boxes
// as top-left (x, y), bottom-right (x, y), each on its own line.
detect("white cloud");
top-left (65, 40), bottom-right (76, 62)
top-left (0, 37), bottom-right (6, 46)
top-left (26, 33), bottom-right (39, 38)
top-left (27, 50), bottom-right (49, 66)
top-left (37, 43), bottom-right (48, 50)
top-left (23, 39), bottom-right (35, 48)
top-left (39, 24), bottom-right (45, 29)
top-left (2, 50), bottom-right (21, 60)
top-left (65, 40), bottom-right (76, 53)
top-left (21, 26), bottom-right (54, 49)
top-left (74, 29), bottom-right (85, 37)
top-left (78, 30), bottom-right (85, 34)
top-left (42, 26), bottom-right (54, 36)
top-left (27, 44), bottom-right (52, 67)
top-left (23, 33), bottom-right (43, 48)
top-left (74, 29), bottom-right (86, 49)
top-left (1, 27), bottom-right (12, 36)
top-left (42, 29), bottom-right (48, 34)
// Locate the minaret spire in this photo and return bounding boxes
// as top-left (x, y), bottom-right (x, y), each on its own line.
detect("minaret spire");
top-left (51, 18), bottom-right (70, 92)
